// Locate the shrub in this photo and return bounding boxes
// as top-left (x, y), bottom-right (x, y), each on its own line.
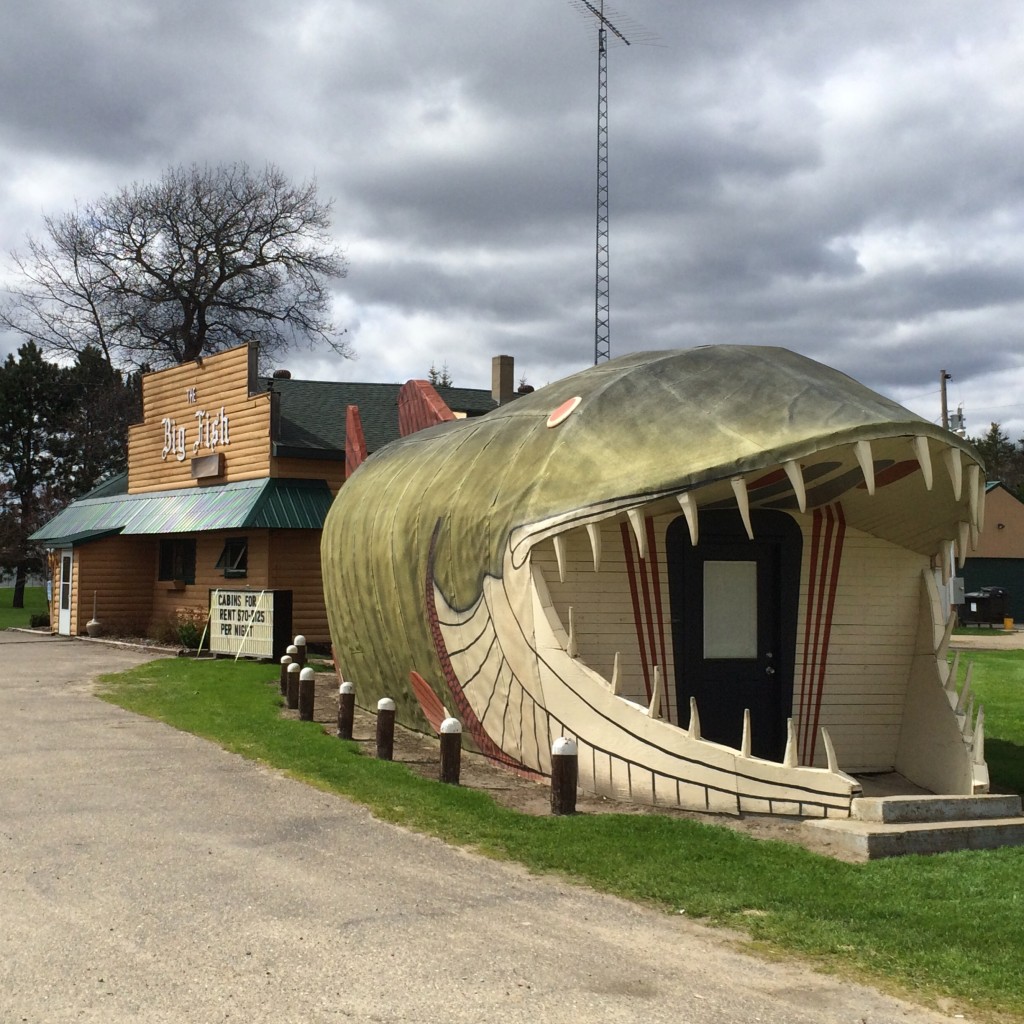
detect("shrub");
top-left (154, 609), bottom-right (207, 649)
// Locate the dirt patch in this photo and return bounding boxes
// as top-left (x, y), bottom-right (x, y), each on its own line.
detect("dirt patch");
top-left (278, 666), bottom-right (859, 861)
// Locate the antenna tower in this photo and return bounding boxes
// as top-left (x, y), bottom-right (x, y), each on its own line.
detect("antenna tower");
top-left (577, 1), bottom-right (630, 364)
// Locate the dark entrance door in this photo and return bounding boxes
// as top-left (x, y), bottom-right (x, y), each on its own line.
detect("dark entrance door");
top-left (667, 509), bottom-right (801, 761)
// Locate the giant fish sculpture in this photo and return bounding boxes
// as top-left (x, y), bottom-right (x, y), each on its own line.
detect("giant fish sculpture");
top-left (322, 347), bottom-right (987, 818)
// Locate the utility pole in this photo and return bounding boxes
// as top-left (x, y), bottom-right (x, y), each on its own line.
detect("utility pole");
top-left (940, 369), bottom-right (952, 430)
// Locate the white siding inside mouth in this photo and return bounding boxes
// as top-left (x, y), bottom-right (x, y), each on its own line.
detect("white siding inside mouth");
top-left (532, 513), bottom-right (928, 775)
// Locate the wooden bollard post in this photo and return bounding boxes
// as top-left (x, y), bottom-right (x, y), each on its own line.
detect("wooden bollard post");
top-left (338, 681), bottom-right (355, 740)
top-left (550, 737), bottom-right (578, 816)
top-left (293, 634), bottom-right (307, 669)
top-left (278, 655), bottom-right (292, 696)
top-left (376, 698), bottom-right (396, 760)
top-left (439, 717), bottom-right (462, 785)
top-left (286, 661), bottom-right (301, 710)
top-left (298, 666), bottom-right (316, 721)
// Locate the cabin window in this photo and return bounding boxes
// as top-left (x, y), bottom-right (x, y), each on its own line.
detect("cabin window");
top-left (216, 537), bottom-right (248, 579)
top-left (158, 538), bottom-right (196, 585)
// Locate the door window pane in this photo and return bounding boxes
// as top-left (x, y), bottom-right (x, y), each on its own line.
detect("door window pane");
top-left (60, 556), bottom-right (72, 610)
top-left (704, 560), bottom-right (757, 659)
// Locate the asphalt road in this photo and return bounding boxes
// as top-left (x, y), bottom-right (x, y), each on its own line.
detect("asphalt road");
top-left (0, 631), bottom-right (961, 1024)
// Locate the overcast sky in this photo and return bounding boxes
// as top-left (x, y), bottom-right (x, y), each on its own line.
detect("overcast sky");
top-left (2, 0), bottom-right (1023, 439)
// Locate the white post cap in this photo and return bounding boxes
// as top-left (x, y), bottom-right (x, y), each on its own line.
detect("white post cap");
top-left (339, 681), bottom-right (354, 694)
top-left (377, 697), bottom-right (396, 712)
top-left (294, 635), bottom-right (306, 646)
top-left (440, 717), bottom-right (463, 734)
top-left (287, 661), bottom-right (300, 673)
top-left (280, 655), bottom-right (292, 665)
top-left (286, 644), bottom-right (298, 656)
top-left (299, 667), bottom-right (315, 681)
top-left (552, 737), bottom-right (578, 756)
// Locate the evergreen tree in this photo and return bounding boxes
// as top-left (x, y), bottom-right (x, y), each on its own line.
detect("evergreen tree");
top-left (971, 422), bottom-right (1024, 497)
top-left (0, 343), bottom-right (136, 607)
top-left (0, 343), bottom-right (66, 607)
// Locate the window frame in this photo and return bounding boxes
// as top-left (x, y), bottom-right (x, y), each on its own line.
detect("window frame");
top-left (158, 538), bottom-right (197, 585)
top-left (215, 536), bottom-right (248, 579)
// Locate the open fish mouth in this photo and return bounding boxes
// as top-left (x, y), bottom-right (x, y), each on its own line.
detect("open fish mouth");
top-left (324, 347), bottom-right (988, 819)
top-left (433, 429), bottom-right (985, 818)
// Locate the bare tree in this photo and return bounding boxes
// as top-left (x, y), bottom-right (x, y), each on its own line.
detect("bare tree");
top-left (2, 163), bottom-right (350, 371)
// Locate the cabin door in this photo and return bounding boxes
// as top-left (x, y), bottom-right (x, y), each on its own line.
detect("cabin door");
top-left (58, 549), bottom-right (73, 635)
top-left (667, 510), bottom-right (800, 762)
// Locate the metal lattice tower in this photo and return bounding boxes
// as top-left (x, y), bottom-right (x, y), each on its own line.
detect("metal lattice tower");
top-left (577, 1), bottom-right (629, 364)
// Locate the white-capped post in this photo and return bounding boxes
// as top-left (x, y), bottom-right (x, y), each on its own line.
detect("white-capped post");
top-left (286, 661), bottom-right (301, 710)
top-left (298, 666), bottom-right (316, 721)
top-left (439, 717), bottom-right (463, 785)
top-left (338, 681), bottom-right (355, 740)
top-left (550, 737), bottom-right (579, 816)
top-left (376, 697), bottom-right (396, 760)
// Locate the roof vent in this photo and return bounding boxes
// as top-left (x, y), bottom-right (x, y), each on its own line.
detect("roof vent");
top-left (272, 369), bottom-right (292, 379)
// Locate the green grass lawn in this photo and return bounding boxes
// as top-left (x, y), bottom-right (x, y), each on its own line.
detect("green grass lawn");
top-left (0, 586), bottom-right (48, 630)
top-left (957, 649), bottom-right (1024, 796)
top-left (96, 655), bottom-right (1024, 1020)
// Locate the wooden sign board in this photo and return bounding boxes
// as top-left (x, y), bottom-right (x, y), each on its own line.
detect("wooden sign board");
top-left (208, 588), bottom-right (292, 659)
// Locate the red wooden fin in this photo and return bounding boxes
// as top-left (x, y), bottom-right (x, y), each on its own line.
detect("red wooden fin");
top-left (345, 405), bottom-right (368, 479)
top-left (398, 380), bottom-right (456, 437)
top-left (409, 670), bottom-right (447, 734)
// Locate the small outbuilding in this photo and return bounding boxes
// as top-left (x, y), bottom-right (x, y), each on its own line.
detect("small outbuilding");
top-left (960, 482), bottom-right (1024, 624)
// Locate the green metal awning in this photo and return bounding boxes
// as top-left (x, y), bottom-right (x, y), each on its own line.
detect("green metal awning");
top-left (35, 527), bottom-right (126, 549)
top-left (30, 478), bottom-right (334, 546)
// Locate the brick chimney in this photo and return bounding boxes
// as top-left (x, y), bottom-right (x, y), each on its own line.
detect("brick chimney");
top-left (492, 355), bottom-right (515, 405)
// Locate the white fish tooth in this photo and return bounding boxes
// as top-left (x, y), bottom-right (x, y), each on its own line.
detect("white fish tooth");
top-left (647, 666), bottom-right (661, 718)
top-left (677, 492), bottom-right (699, 545)
top-left (552, 533), bottom-right (567, 584)
top-left (586, 522), bottom-right (602, 572)
top-left (609, 652), bottom-right (620, 695)
top-left (855, 439), bottom-right (875, 495)
top-left (944, 447), bottom-right (963, 501)
top-left (957, 521), bottom-right (970, 569)
top-left (822, 727), bottom-right (840, 774)
top-left (913, 435), bottom-right (934, 491)
top-left (967, 464), bottom-right (980, 528)
top-left (973, 708), bottom-right (986, 765)
top-left (945, 650), bottom-right (961, 694)
top-left (956, 662), bottom-right (974, 714)
top-left (783, 460), bottom-right (807, 513)
top-left (782, 718), bottom-right (798, 767)
top-left (731, 477), bottom-right (754, 540)
top-left (627, 508), bottom-right (647, 560)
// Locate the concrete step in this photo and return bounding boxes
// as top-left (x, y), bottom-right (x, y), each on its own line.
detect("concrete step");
top-left (851, 793), bottom-right (1022, 824)
top-left (805, 816), bottom-right (1024, 861)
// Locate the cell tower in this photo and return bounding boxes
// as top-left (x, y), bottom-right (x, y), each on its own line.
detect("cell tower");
top-left (574, 1), bottom-right (630, 365)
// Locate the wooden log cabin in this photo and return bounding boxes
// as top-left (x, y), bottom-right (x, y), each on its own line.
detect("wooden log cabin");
top-left (32, 343), bottom-right (497, 651)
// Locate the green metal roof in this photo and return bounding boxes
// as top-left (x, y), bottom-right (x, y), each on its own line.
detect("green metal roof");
top-left (30, 478), bottom-right (333, 546)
